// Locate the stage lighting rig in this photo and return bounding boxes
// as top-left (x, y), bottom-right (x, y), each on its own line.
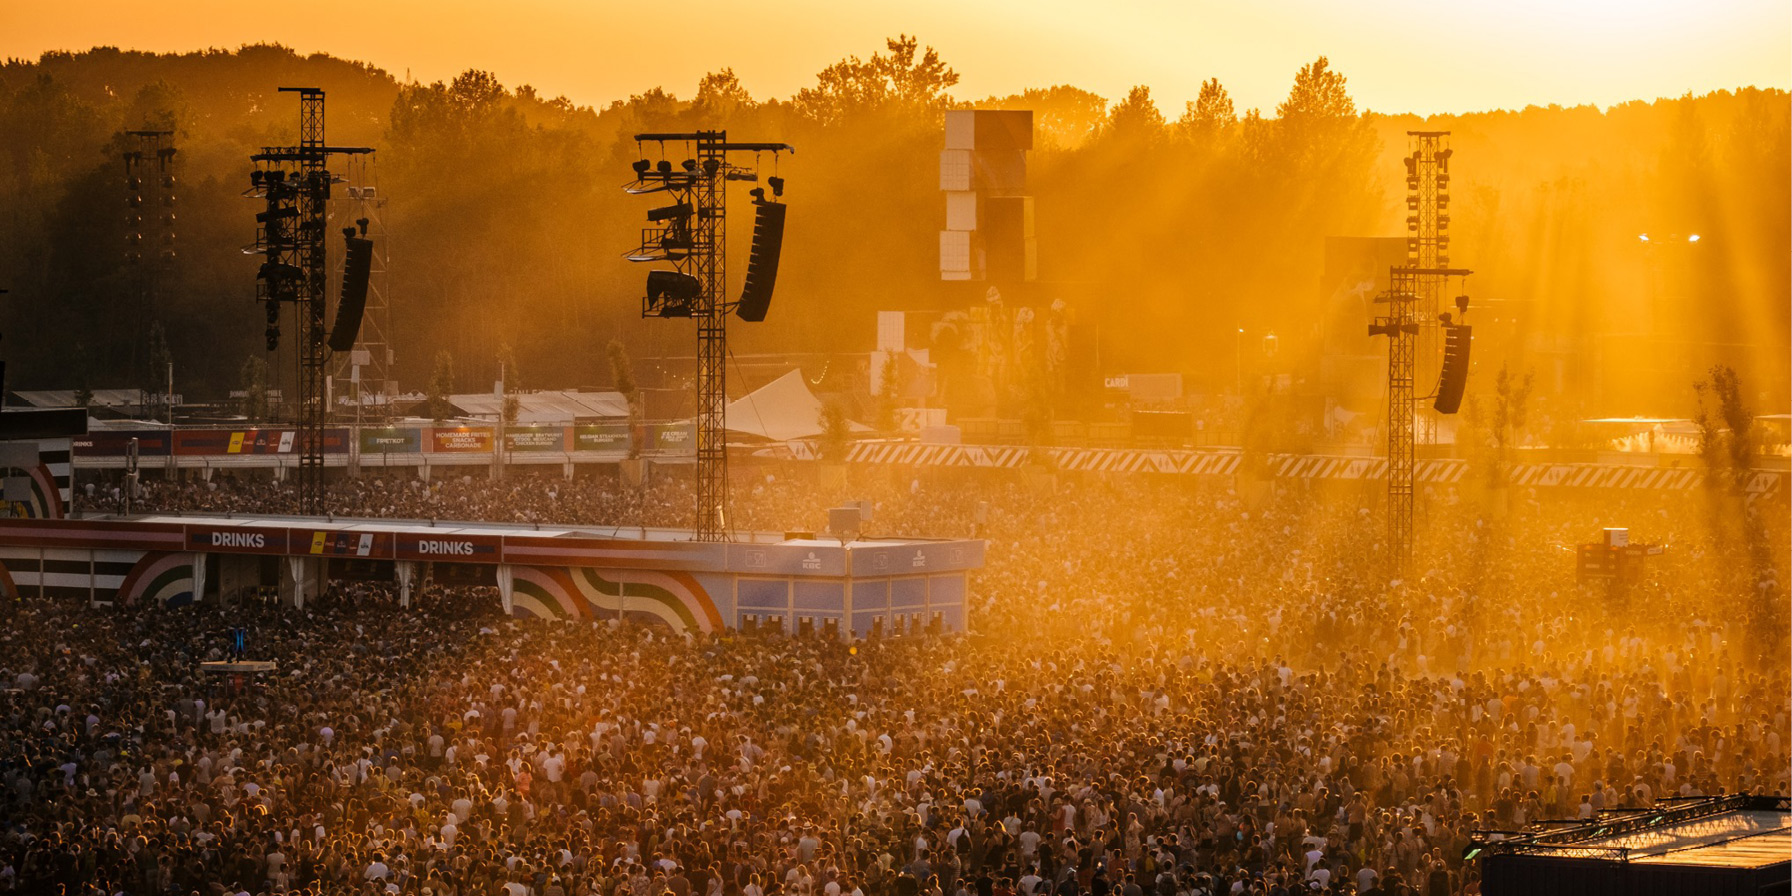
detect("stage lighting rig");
top-left (623, 130), bottom-right (793, 542)
top-left (243, 87), bottom-right (372, 515)
top-left (1371, 130), bottom-right (1473, 573)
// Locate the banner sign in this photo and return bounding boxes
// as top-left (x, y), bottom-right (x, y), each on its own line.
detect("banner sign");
top-left (572, 424), bottom-right (631, 453)
top-left (296, 529), bottom-right (395, 559)
top-left (359, 428), bottom-right (421, 454)
top-left (175, 429), bottom-right (297, 456)
top-left (184, 525), bottom-right (289, 555)
top-left (648, 422), bottom-right (696, 455)
top-left (72, 431), bottom-right (172, 457)
top-left (430, 427), bottom-right (493, 453)
top-left (395, 532), bottom-right (503, 563)
top-left (504, 427), bottom-right (565, 452)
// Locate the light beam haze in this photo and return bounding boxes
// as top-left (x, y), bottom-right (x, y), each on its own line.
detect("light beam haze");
top-left (4, 0), bottom-right (1787, 115)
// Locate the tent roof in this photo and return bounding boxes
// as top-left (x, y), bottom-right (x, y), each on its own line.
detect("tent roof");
top-left (448, 391), bottom-right (628, 424)
top-left (725, 370), bottom-right (868, 441)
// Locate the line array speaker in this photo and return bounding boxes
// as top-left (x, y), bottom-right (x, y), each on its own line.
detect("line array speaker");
top-left (328, 236), bottom-right (373, 352)
top-left (735, 202), bottom-right (786, 322)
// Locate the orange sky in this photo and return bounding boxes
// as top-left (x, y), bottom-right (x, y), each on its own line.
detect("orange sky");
top-left (4, 0), bottom-right (1787, 115)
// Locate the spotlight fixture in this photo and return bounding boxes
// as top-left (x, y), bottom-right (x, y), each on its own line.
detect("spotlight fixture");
top-left (1687, 234), bottom-right (1700, 243)
top-left (632, 159), bottom-right (651, 177)
top-left (1639, 233), bottom-right (1650, 242)
top-left (656, 160), bottom-right (673, 176)
top-left (702, 158), bottom-right (720, 177)
top-left (681, 158), bottom-right (698, 172)
top-left (767, 176), bottom-right (784, 198)
top-left (648, 202), bottom-right (694, 222)
top-left (749, 187), bottom-right (766, 203)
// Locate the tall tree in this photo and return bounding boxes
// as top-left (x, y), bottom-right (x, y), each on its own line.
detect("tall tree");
top-left (1103, 86), bottom-right (1167, 143)
top-left (795, 35), bottom-right (958, 127)
top-left (1181, 78), bottom-right (1237, 135)
top-left (1277, 56), bottom-right (1356, 120)
top-left (427, 350), bottom-right (456, 422)
top-left (606, 339), bottom-right (642, 459)
top-left (693, 68), bottom-right (757, 122)
top-left (238, 355), bottom-right (269, 423)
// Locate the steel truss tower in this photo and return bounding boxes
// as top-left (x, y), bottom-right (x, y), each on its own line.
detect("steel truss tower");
top-left (1406, 132), bottom-right (1451, 446)
top-left (1376, 131), bottom-right (1470, 572)
top-left (123, 129), bottom-right (176, 409)
top-left (248, 88), bottom-right (371, 515)
top-left (628, 131), bottom-right (792, 542)
top-left (333, 163), bottom-right (395, 419)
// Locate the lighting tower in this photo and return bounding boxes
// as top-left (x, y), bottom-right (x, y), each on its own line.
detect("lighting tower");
top-left (1406, 132), bottom-right (1451, 445)
top-left (247, 88), bottom-right (371, 515)
top-left (334, 165), bottom-right (395, 420)
top-left (123, 129), bottom-right (176, 398)
top-left (626, 131), bottom-right (792, 541)
top-left (1373, 132), bottom-right (1470, 572)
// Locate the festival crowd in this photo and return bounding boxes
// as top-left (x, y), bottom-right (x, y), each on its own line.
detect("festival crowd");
top-left (5, 464), bottom-right (1785, 896)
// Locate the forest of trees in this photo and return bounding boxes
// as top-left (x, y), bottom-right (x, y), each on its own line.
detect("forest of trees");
top-left (0, 40), bottom-right (1785, 418)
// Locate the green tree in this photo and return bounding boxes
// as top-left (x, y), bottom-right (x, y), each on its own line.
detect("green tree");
top-left (1102, 86), bottom-right (1166, 143)
top-left (1491, 364), bottom-right (1534, 465)
top-left (427, 350), bottom-right (456, 422)
top-left (144, 320), bottom-right (173, 418)
top-left (693, 68), bottom-right (757, 122)
top-left (497, 342), bottom-right (522, 429)
top-left (1694, 364), bottom-right (1752, 495)
top-left (874, 353), bottom-right (903, 434)
top-left (1185, 78), bottom-right (1238, 131)
top-left (795, 35), bottom-right (959, 127)
top-left (239, 355), bottom-right (269, 423)
top-left (1277, 57), bottom-right (1355, 120)
top-left (1274, 56), bottom-right (1372, 167)
top-left (817, 396), bottom-right (852, 463)
top-left (606, 339), bottom-right (642, 459)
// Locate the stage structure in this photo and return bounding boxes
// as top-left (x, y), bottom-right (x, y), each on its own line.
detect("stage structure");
top-left (625, 132), bottom-right (793, 542)
top-left (0, 514), bottom-right (982, 639)
top-left (332, 158), bottom-right (395, 420)
top-left (246, 88), bottom-right (372, 515)
top-left (1470, 794), bottom-right (1789, 895)
top-left (1371, 132), bottom-right (1471, 571)
top-left (122, 129), bottom-right (176, 405)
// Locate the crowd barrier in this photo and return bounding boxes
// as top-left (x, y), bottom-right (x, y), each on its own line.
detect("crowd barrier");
top-left (65, 426), bottom-right (1787, 496)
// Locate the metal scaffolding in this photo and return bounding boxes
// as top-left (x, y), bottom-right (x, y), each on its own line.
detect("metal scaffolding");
top-left (248, 88), bottom-right (371, 515)
top-left (1377, 130), bottom-right (1470, 572)
top-left (627, 131), bottom-right (792, 541)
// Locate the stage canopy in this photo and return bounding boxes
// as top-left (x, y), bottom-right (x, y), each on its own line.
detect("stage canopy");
top-left (725, 370), bottom-right (868, 441)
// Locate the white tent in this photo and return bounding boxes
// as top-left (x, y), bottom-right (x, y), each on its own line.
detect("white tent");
top-left (725, 370), bottom-right (868, 441)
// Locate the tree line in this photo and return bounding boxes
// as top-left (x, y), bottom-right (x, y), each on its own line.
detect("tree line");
top-left (0, 40), bottom-right (1785, 419)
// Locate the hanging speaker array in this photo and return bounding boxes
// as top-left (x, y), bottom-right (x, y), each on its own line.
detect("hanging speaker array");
top-left (1432, 323), bottom-right (1472, 414)
top-left (327, 234), bottom-right (374, 352)
top-left (735, 201), bottom-right (786, 322)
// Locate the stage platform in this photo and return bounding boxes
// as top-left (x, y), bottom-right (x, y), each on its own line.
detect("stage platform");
top-left (0, 514), bottom-right (984, 637)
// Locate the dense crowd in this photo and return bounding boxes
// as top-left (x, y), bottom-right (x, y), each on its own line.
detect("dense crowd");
top-left (9, 464), bottom-right (1788, 896)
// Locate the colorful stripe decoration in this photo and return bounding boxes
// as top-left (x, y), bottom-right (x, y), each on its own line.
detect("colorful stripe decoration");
top-left (509, 564), bottom-right (721, 632)
top-left (805, 441), bottom-right (1787, 495)
top-left (0, 462), bottom-right (63, 520)
top-left (117, 552), bottom-right (197, 607)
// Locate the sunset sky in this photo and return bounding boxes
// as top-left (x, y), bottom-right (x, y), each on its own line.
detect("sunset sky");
top-left (5, 0), bottom-right (1788, 115)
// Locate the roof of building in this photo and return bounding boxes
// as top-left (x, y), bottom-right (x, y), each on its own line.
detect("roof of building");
top-left (1475, 795), bottom-right (1790, 871)
top-left (447, 391), bottom-right (629, 423)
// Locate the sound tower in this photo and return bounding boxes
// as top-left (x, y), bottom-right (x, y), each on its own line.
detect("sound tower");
top-left (735, 201), bottom-right (786, 322)
top-left (1432, 323), bottom-right (1472, 414)
top-left (647, 270), bottom-right (702, 317)
top-left (328, 235), bottom-right (374, 352)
